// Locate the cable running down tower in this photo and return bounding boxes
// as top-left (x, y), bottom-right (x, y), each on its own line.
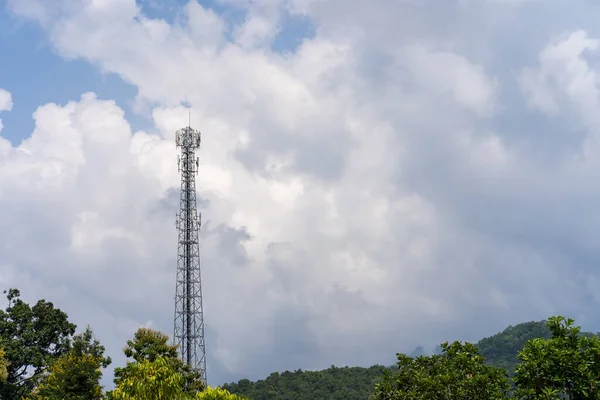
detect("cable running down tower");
top-left (174, 123), bottom-right (207, 385)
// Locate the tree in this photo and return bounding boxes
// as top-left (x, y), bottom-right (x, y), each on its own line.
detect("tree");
top-left (373, 341), bottom-right (510, 400)
top-left (26, 326), bottom-right (111, 399)
top-left (108, 328), bottom-right (205, 398)
top-left (0, 288), bottom-right (76, 399)
top-left (109, 356), bottom-right (188, 400)
top-left (196, 386), bottom-right (248, 399)
top-left (514, 316), bottom-right (600, 400)
top-left (121, 328), bottom-right (178, 363)
top-left (0, 345), bottom-right (8, 382)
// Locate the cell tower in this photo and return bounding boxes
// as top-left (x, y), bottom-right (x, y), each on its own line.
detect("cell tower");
top-left (174, 120), bottom-right (207, 385)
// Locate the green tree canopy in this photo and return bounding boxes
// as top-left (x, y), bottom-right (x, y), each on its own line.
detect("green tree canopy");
top-left (26, 326), bottom-right (111, 400)
top-left (197, 386), bottom-right (248, 399)
top-left (122, 328), bottom-right (179, 363)
top-left (109, 355), bottom-right (188, 400)
top-left (0, 345), bottom-right (8, 383)
top-left (0, 288), bottom-right (76, 399)
top-left (224, 365), bottom-right (388, 400)
top-left (109, 327), bottom-right (205, 398)
top-left (373, 341), bottom-right (510, 400)
top-left (514, 316), bottom-right (600, 400)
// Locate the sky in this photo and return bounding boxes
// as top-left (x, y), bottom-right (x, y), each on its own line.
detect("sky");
top-left (3, 0), bottom-right (600, 389)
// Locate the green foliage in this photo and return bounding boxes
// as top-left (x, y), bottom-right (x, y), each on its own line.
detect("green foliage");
top-left (108, 328), bottom-right (205, 398)
top-left (7, 287), bottom-right (600, 400)
top-left (27, 326), bottom-right (111, 400)
top-left (477, 321), bottom-right (553, 376)
top-left (196, 386), bottom-right (248, 399)
top-left (0, 345), bottom-right (8, 382)
top-left (369, 316), bottom-right (600, 400)
top-left (372, 341), bottom-right (510, 400)
top-left (122, 328), bottom-right (179, 363)
top-left (223, 365), bottom-right (388, 400)
top-left (514, 316), bottom-right (600, 400)
top-left (0, 288), bottom-right (77, 399)
top-left (109, 356), bottom-right (188, 400)
top-left (224, 320), bottom-right (565, 400)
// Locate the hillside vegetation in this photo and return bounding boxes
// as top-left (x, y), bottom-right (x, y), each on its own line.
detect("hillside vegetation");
top-left (477, 320), bottom-right (553, 375)
top-left (222, 365), bottom-right (388, 400)
top-left (223, 320), bottom-right (597, 399)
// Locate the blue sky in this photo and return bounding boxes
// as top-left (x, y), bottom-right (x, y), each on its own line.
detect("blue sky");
top-left (0, 0), bottom-right (313, 145)
top-left (0, 4), bottom-right (137, 144)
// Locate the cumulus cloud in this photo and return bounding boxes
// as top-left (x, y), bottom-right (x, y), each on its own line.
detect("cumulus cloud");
top-left (0, 89), bottom-right (12, 113)
top-left (0, 89), bottom-right (12, 133)
top-left (521, 31), bottom-right (600, 118)
top-left (5, 0), bottom-right (600, 388)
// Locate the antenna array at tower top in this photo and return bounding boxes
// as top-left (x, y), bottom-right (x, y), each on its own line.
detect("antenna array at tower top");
top-left (175, 126), bottom-right (201, 149)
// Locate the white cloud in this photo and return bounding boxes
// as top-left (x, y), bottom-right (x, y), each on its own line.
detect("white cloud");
top-left (520, 30), bottom-right (600, 117)
top-left (0, 89), bottom-right (12, 112)
top-left (400, 45), bottom-right (498, 116)
top-left (0, 89), bottom-right (12, 133)
top-left (519, 30), bottom-right (600, 161)
top-left (5, 0), bottom-right (600, 388)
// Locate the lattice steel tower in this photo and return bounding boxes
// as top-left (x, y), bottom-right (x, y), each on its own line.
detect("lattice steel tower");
top-left (174, 122), bottom-right (207, 385)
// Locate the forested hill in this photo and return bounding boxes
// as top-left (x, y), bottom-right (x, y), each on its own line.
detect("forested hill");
top-left (222, 320), bottom-right (597, 400)
top-left (222, 365), bottom-right (388, 400)
top-left (476, 320), bottom-right (552, 375)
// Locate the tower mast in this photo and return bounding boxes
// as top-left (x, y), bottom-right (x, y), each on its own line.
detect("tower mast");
top-left (174, 121), bottom-right (207, 385)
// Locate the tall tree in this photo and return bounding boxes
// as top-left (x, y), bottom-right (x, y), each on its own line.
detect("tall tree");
top-left (109, 356), bottom-right (188, 400)
top-left (373, 341), bottom-right (510, 400)
top-left (514, 316), bottom-right (600, 400)
top-left (0, 288), bottom-right (76, 399)
top-left (27, 326), bottom-right (111, 400)
top-left (110, 328), bottom-right (205, 397)
top-left (196, 386), bottom-right (248, 399)
top-left (121, 328), bottom-right (178, 363)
